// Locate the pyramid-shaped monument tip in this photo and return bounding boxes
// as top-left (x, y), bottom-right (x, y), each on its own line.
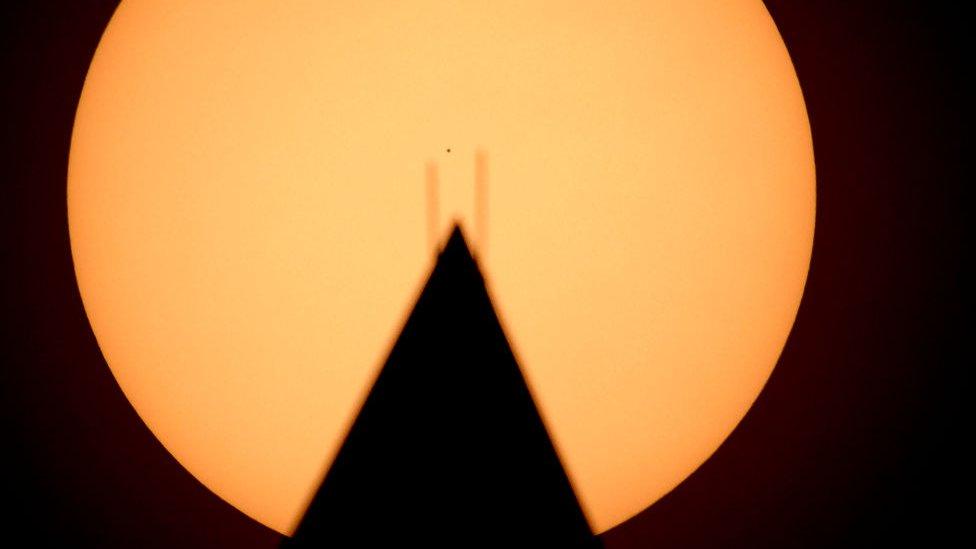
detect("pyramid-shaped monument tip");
top-left (445, 223), bottom-right (468, 249)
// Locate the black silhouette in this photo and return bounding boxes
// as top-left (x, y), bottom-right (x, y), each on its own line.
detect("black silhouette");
top-left (284, 225), bottom-right (601, 548)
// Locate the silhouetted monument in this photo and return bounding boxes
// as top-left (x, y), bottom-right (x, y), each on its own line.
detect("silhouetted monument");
top-left (284, 226), bottom-right (601, 547)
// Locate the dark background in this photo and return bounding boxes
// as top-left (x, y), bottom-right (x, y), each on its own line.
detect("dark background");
top-left (1, 1), bottom-right (964, 547)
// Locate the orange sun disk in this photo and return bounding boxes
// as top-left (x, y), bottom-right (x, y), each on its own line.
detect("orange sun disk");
top-left (68, 0), bottom-right (814, 535)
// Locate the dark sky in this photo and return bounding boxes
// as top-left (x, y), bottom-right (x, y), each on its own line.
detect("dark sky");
top-left (1, 1), bottom-right (964, 547)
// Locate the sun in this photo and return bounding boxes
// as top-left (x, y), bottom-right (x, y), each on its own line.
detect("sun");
top-left (68, 0), bottom-right (814, 535)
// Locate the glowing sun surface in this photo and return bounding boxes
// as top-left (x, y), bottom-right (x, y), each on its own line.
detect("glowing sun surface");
top-left (68, 0), bottom-right (814, 535)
